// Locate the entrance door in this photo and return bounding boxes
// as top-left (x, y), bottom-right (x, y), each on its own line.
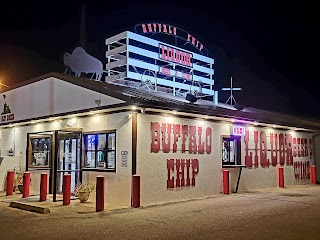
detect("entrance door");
top-left (54, 131), bottom-right (82, 198)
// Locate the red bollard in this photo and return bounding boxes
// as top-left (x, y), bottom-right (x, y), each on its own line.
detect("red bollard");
top-left (132, 175), bottom-right (140, 208)
top-left (278, 167), bottom-right (284, 188)
top-left (40, 173), bottom-right (48, 202)
top-left (223, 170), bottom-right (229, 195)
top-left (6, 170), bottom-right (14, 196)
top-left (311, 165), bottom-right (317, 184)
top-left (22, 172), bottom-right (30, 198)
top-left (63, 174), bottom-right (71, 205)
top-left (96, 176), bottom-right (105, 212)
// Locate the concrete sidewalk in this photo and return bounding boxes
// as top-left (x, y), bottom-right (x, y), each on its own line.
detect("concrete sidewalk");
top-left (0, 191), bottom-right (130, 214)
top-left (0, 184), bottom-right (318, 216)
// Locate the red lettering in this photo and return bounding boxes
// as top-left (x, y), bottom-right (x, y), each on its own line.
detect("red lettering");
top-left (182, 125), bottom-right (188, 153)
top-left (151, 122), bottom-right (160, 153)
top-left (147, 24), bottom-right (152, 32)
top-left (254, 131), bottom-right (259, 167)
top-left (293, 138), bottom-right (297, 157)
top-left (162, 123), bottom-right (171, 153)
top-left (186, 159), bottom-right (191, 186)
top-left (301, 138), bottom-right (305, 157)
top-left (205, 127), bottom-right (212, 154)
top-left (297, 138), bottom-right (301, 157)
top-left (189, 126), bottom-right (197, 153)
top-left (163, 24), bottom-right (167, 33)
top-left (260, 131), bottom-right (269, 167)
top-left (167, 159), bottom-right (174, 188)
top-left (286, 134), bottom-right (293, 166)
top-left (187, 33), bottom-right (191, 42)
top-left (309, 139), bottom-right (313, 157)
top-left (279, 134), bottom-right (285, 166)
top-left (192, 159), bottom-right (199, 186)
top-left (191, 37), bottom-right (195, 45)
top-left (175, 50), bottom-right (181, 64)
top-left (172, 124), bottom-right (180, 153)
top-left (270, 133), bottom-right (278, 166)
top-left (168, 25), bottom-right (172, 34)
top-left (304, 139), bottom-right (308, 156)
top-left (198, 126), bottom-right (205, 154)
top-left (185, 53), bottom-right (191, 66)
top-left (158, 23), bottom-right (162, 32)
top-left (142, 24), bottom-right (147, 33)
top-left (245, 130), bottom-right (252, 167)
top-left (153, 23), bottom-right (157, 32)
top-left (173, 27), bottom-right (177, 35)
top-left (176, 159), bottom-right (185, 187)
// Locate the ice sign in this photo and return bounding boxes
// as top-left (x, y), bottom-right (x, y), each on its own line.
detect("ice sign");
top-left (232, 126), bottom-right (246, 136)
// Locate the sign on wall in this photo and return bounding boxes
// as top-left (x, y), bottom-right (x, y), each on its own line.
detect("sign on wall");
top-left (232, 125), bottom-right (246, 136)
top-left (121, 151), bottom-right (128, 167)
top-left (150, 122), bottom-right (212, 189)
top-left (1, 95), bottom-right (14, 123)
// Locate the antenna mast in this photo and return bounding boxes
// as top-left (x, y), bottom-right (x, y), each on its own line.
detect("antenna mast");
top-left (221, 77), bottom-right (242, 105)
top-left (79, 3), bottom-right (86, 50)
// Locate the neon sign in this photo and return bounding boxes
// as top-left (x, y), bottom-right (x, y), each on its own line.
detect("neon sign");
top-left (134, 23), bottom-right (208, 56)
top-left (232, 125), bottom-right (246, 136)
top-left (160, 44), bottom-right (192, 67)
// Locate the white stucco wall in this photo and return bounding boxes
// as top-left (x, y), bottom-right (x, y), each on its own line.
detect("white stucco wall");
top-left (136, 113), bottom-right (314, 206)
top-left (0, 111), bottom-right (132, 205)
top-left (0, 77), bottom-right (124, 124)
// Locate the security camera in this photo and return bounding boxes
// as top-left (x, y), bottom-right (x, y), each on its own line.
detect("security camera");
top-left (140, 108), bottom-right (146, 114)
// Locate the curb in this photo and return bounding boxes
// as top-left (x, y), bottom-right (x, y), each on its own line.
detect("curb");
top-left (9, 201), bottom-right (50, 214)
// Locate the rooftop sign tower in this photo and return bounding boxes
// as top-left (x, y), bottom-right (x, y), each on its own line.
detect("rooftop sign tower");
top-left (104, 23), bottom-right (217, 102)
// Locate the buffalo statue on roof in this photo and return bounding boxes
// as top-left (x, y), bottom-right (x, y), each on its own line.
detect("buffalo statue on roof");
top-left (63, 47), bottom-right (104, 81)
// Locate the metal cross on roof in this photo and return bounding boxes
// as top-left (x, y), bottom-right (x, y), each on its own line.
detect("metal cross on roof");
top-left (221, 77), bottom-right (242, 106)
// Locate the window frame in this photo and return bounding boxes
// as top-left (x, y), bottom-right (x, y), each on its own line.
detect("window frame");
top-left (221, 135), bottom-right (242, 167)
top-left (83, 130), bottom-right (116, 172)
top-left (28, 134), bottom-right (52, 169)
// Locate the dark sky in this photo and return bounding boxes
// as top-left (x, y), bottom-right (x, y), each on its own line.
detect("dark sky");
top-left (0, 1), bottom-right (319, 117)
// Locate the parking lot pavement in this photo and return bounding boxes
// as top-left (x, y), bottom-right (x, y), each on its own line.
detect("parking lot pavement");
top-left (1, 185), bottom-right (320, 240)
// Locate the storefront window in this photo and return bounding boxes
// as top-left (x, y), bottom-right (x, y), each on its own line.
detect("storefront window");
top-left (222, 137), bottom-right (241, 167)
top-left (84, 132), bottom-right (116, 171)
top-left (30, 137), bottom-right (51, 167)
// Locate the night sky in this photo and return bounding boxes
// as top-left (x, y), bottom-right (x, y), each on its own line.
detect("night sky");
top-left (0, 1), bottom-right (319, 117)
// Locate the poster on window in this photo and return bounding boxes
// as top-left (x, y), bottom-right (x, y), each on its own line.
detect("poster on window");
top-left (98, 134), bottom-right (106, 150)
top-left (107, 151), bottom-right (115, 169)
top-left (31, 137), bottom-right (50, 166)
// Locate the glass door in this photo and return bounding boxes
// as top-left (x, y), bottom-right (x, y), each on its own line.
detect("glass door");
top-left (54, 131), bottom-right (82, 200)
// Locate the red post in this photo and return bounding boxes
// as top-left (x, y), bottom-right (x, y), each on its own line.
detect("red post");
top-left (96, 176), bottom-right (105, 212)
top-left (311, 165), bottom-right (317, 184)
top-left (40, 173), bottom-right (48, 202)
top-left (223, 170), bottom-right (229, 195)
top-left (6, 170), bottom-right (14, 196)
top-left (63, 174), bottom-right (71, 205)
top-left (22, 172), bottom-right (30, 198)
top-left (132, 175), bottom-right (140, 208)
top-left (278, 167), bottom-right (284, 188)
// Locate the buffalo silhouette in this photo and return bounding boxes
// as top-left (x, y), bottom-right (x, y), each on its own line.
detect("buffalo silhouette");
top-left (63, 47), bottom-right (104, 81)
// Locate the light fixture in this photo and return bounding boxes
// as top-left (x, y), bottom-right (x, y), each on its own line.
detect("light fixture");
top-left (234, 103), bottom-right (244, 111)
top-left (185, 93), bottom-right (197, 103)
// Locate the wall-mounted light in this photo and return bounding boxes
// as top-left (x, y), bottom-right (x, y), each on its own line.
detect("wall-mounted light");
top-left (185, 93), bottom-right (197, 103)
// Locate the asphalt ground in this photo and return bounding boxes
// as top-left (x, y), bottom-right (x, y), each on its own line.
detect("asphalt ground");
top-left (0, 185), bottom-right (320, 240)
